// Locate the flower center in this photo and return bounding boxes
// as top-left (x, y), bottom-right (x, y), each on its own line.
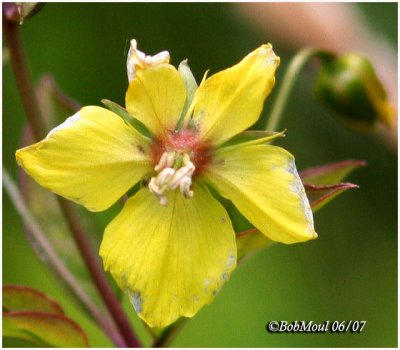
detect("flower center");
top-left (148, 151), bottom-right (195, 206)
top-left (148, 128), bottom-right (212, 206)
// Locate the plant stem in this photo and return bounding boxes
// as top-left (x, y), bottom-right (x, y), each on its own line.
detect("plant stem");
top-left (57, 199), bottom-right (141, 348)
top-left (3, 6), bottom-right (142, 347)
top-left (153, 318), bottom-right (189, 348)
top-left (3, 4), bottom-right (46, 141)
top-left (3, 168), bottom-right (126, 348)
top-left (266, 48), bottom-right (334, 131)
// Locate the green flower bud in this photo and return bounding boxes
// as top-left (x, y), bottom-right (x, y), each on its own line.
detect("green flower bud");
top-left (314, 53), bottom-right (394, 131)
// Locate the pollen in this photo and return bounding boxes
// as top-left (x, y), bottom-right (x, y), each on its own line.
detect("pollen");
top-left (148, 151), bottom-right (195, 206)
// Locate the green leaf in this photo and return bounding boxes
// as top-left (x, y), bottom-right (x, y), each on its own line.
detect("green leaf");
top-left (3, 311), bottom-right (88, 347)
top-left (300, 159), bottom-right (366, 185)
top-left (300, 159), bottom-right (365, 212)
top-left (3, 285), bottom-right (64, 315)
top-left (304, 182), bottom-right (359, 212)
top-left (235, 160), bottom-right (365, 262)
top-left (101, 98), bottom-right (152, 137)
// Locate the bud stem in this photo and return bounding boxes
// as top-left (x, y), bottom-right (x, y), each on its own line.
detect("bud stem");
top-left (266, 47), bottom-right (335, 131)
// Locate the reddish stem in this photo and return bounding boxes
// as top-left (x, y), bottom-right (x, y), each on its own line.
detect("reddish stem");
top-left (3, 5), bottom-right (141, 347)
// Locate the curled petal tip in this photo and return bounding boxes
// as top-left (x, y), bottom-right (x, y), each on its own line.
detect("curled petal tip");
top-left (127, 39), bottom-right (170, 82)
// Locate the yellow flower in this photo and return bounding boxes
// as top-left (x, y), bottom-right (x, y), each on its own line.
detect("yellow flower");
top-left (16, 41), bottom-right (317, 328)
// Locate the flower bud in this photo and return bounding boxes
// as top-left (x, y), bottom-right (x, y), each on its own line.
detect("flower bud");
top-left (314, 53), bottom-right (394, 131)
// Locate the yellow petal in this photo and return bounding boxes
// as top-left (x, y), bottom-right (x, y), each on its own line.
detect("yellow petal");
top-left (126, 39), bottom-right (170, 82)
top-left (189, 44), bottom-right (280, 145)
top-left (16, 106), bottom-right (152, 212)
top-left (100, 184), bottom-right (236, 328)
top-left (204, 144), bottom-right (317, 244)
top-left (125, 64), bottom-right (186, 137)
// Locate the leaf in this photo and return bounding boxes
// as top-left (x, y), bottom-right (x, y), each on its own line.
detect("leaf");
top-left (2, 285), bottom-right (89, 347)
top-left (101, 98), bottom-right (152, 137)
top-left (3, 285), bottom-right (64, 315)
top-left (235, 159), bottom-right (365, 262)
top-left (305, 182), bottom-right (359, 212)
top-left (300, 159), bottom-right (365, 212)
top-left (3, 311), bottom-right (88, 347)
top-left (300, 159), bottom-right (366, 185)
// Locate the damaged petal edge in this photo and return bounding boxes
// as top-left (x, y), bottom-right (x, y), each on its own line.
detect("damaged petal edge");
top-left (288, 159), bottom-right (317, 238)
top-left (129, 291), bottom-right (143, 313)
top-left (45, 111), bottom-right (81, 140)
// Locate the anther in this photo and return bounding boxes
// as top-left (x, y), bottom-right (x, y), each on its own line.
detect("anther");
top-left (149, 151), bottom-right (196, 206)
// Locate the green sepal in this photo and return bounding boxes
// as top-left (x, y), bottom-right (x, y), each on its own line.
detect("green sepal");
top-left (102, 99), bottom-right (152, 138)
top-left (222, 130), bottom-right (286, 148)
top-left (176, 59), bottom-right (198, 129)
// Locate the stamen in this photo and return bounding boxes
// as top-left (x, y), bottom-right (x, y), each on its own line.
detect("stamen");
top-left (157, 168), bottom-right (176, 187)
top-left (179, 177), bottom-right (194, 198)
top-left (169, 163), bottom-right (195, 190)
top-left (154, 152), bottom-right (173, 172)
top-left (149, 151), bottom-right (196, 206)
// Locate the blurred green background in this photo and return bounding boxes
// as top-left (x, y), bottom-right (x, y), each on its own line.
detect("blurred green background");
top-left (3, 3), bottom-right (397, 347)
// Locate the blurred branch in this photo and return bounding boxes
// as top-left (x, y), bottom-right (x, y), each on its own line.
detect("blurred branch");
top-left (2, 168), bottom-right (125, 347)
top-left (3, 6), bottom-right (142, 347)
top-left (3, 3), bottom-right (46, 140)
top-left (37, 74), bottom-right (82, 116)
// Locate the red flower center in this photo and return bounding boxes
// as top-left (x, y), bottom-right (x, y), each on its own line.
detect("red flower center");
top-left (151, 128), bottom-right (212, 175)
